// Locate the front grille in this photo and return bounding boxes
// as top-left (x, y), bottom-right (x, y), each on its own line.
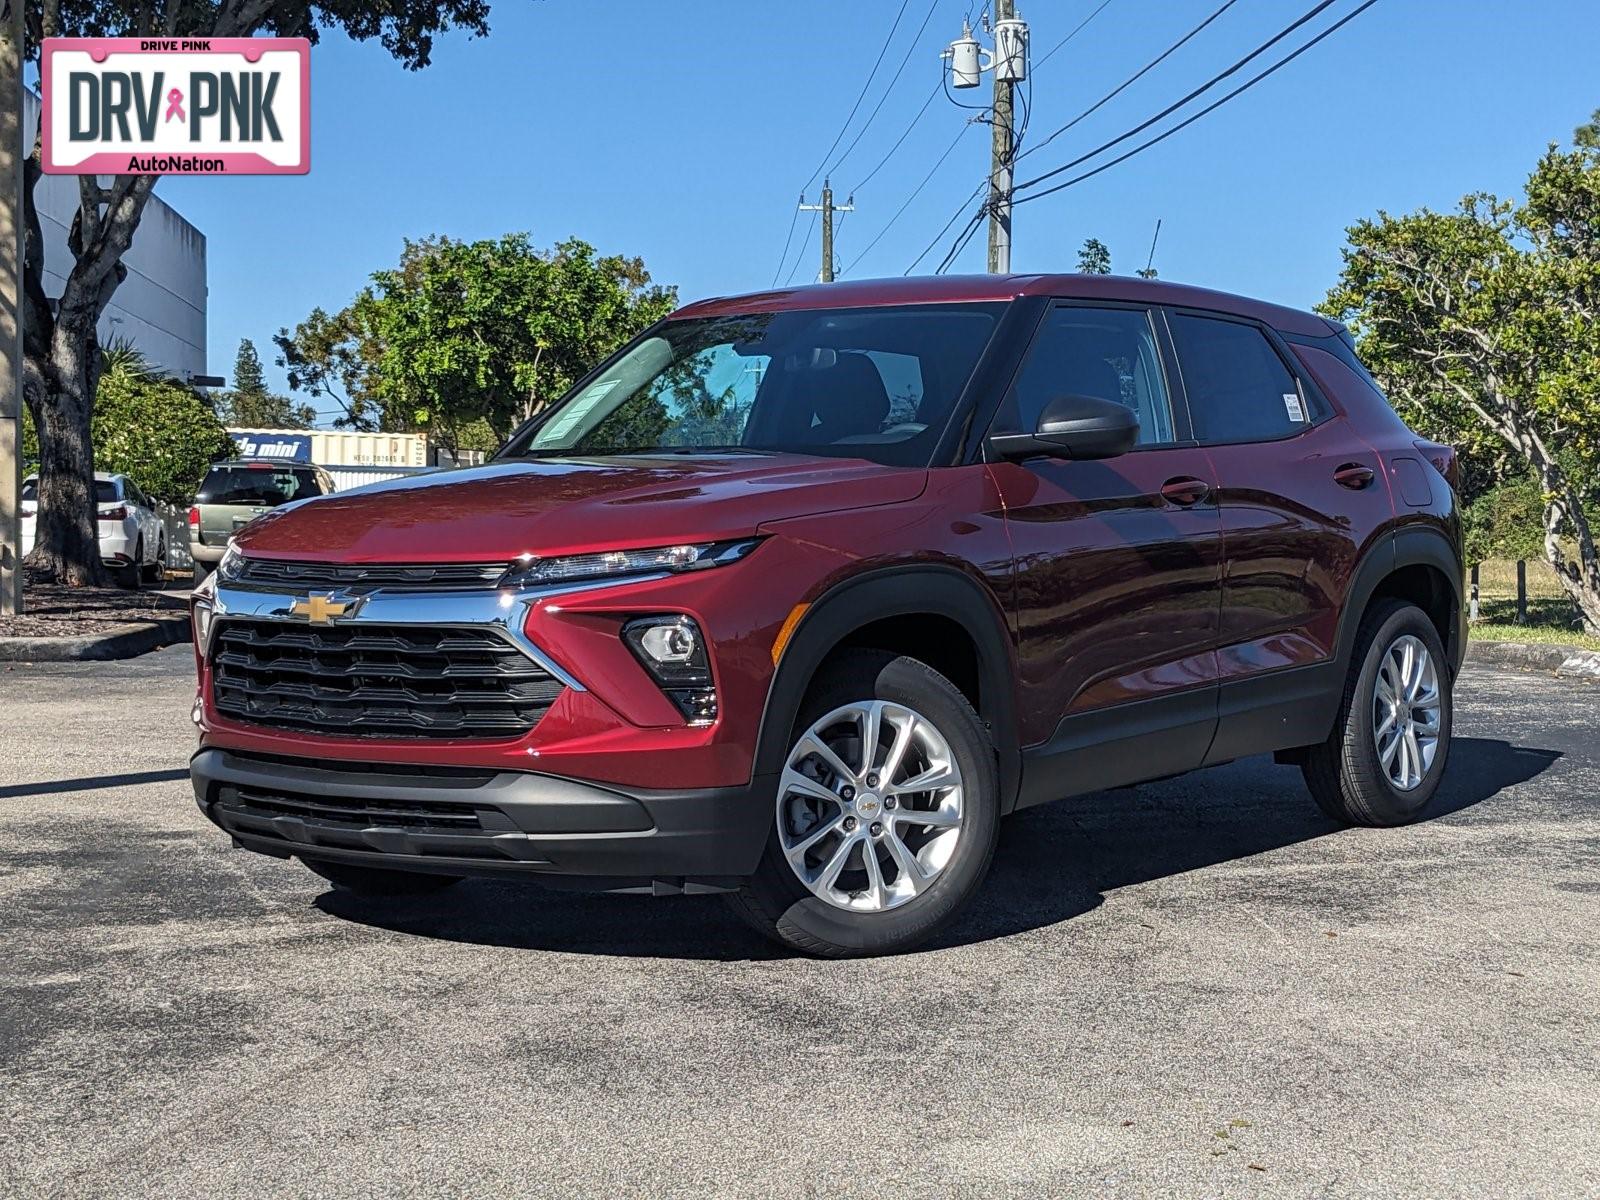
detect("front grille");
top-left (211, 619), bottom-right (563, 739)
top-left (233, 558), bottom-right (509, 591)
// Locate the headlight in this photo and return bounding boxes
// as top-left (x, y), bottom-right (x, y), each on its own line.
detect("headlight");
top-left (623, 615), bottom-right (717, 725)
top-left (499, 538), bottom-right (759, 589)
top-left (216, 542), bottom-right (245, 582)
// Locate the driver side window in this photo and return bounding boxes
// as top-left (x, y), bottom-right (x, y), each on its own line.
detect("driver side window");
top-left (996, 305), bottom-right (1174, 446)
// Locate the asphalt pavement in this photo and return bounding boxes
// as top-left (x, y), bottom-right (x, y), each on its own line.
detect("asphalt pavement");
top-left (1, 648), bottom-right (1596, 1198)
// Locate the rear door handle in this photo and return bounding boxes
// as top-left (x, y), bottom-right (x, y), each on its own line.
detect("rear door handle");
top-left (1160, 477), bottom-right (1211, 506)
top-left (1334, 463), bottom-right (1376, 490)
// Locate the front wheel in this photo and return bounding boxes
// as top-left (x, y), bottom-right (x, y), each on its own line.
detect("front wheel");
top-left (301, 858), bottom-right (462, 897)
top-left (726, 651), bottom-right (999, 957)
top-left (1302, 599), bottom-right (1453, 826)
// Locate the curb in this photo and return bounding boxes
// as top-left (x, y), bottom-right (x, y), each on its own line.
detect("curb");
top-left (0, 616), bottom-right (191, 662)
top-left (1467, 638), bottom-right (1600, 680)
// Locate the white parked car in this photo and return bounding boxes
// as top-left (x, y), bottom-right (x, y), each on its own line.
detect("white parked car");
top-left (20, 471), bottom-right (166, 588)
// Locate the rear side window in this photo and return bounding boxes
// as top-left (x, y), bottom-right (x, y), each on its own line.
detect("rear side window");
top-left (1169, 313), bottom-right (1308, 443)
top-left (24, 479), bottom-right (122, 502)
top-left (198, 466), bottom-right (325, 505)
top-left (995, 305), bottom-right (1175, 445)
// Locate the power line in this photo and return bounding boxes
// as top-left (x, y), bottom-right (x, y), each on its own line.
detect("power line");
top-left (845, 118), bottom-right (980, 275)
top-left (783, 211), bottom-right (819, 286)
top-left (937, 206), bottom-right (988, 273)
top-left (770, 200), bottom-right (802, 288)
top-left (850, 76), bottom-right (942, 195)
top-left (830, 0), bottom-right (945, 180)
top-left (1013, 0), bottom-right (1340, 196)
top-left (1012, 0), bottom-right (1381, 207)
top-left (1032, 0), bottom-right (1115, 72)
top-left (906, 183), bottom-right (987, 274)
top-left (1017, 0), bottom-right (1241, 166)
top-left (801, 0), bottom-right (915, 195)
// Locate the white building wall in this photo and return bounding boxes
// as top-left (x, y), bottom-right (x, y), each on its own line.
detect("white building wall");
top-left (23, 91), bottom-right (208, 382)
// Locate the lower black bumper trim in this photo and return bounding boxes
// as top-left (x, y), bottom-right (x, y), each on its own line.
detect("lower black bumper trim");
top-left (192, 747), bottom-right (775, 882)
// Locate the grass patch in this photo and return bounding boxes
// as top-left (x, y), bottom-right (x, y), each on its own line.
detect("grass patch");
top-left (1469, 558), bottom-right (1597, 647)
top-left (1471, 623), bottom-right (1600, 650)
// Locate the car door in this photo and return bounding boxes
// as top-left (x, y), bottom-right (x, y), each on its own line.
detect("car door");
top-left (125, 480), bottom-right (157, 560)
top-left (985, 301), bottom-right (1225, 804)
top-left (1162, 308), bottom-right (1395, 763)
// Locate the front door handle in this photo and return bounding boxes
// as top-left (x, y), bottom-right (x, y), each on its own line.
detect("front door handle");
top-left (1160, 477), bottom-right (1211, 506)
top-left (1334, 463), bottom-right (1376, 490)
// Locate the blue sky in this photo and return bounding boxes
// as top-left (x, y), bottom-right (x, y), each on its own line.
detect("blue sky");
top-left (152, 0), bottom-right (1600, 417)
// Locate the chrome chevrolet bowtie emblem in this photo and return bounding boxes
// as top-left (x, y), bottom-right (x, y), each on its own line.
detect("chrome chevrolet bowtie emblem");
top-left (289, 592), bottom-right (359, 625)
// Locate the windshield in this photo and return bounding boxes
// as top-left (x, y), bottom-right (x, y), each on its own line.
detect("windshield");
top-left (499, 303), bottom-right (1005, 467)
top-left (197, 465), bottom-right (324, 506)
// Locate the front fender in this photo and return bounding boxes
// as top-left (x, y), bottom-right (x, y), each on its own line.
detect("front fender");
top-left (751, 564), bottom-right (1022, 811)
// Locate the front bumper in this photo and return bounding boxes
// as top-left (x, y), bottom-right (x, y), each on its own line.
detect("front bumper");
top-left (191, 747), bottom-right (775, 891)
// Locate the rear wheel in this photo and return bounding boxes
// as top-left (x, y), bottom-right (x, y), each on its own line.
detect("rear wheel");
top-left (1302, 600), bottom-right (1452, 826)
top-left (726, 651), bottom-right (999, 957)
top-left (301, 858), bottom-right (462, 897)
top-left (192, 560), bottom-right (213, 586)
top-left (142, 535), bottom-right (165, 585)
top-left (116, 539), bottom-right (144, 590)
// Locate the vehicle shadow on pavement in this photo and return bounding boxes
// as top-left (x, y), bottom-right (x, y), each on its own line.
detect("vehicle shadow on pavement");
top-left (0, 767), bottom-right (190, 799)
top-left (314, 736), bottom-right (1560, 960)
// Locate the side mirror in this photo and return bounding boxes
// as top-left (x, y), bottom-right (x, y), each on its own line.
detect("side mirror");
top-left (990, 394), bottom-right (1140, 461)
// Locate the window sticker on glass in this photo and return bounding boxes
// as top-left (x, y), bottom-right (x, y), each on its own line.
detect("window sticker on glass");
top-left (1282, 392), bottom-right (1307, 423)
top-left (543, 381), bottom-right (619, 440)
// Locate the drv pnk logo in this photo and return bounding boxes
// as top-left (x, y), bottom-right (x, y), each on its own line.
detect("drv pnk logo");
top-left (41, 38), bottom-right (310, 176)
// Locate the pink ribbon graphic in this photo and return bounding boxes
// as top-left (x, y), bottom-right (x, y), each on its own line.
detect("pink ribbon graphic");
top-left (164, 88), bottom-right (185, 123)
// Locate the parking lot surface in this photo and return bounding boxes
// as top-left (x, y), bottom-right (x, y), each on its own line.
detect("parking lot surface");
top-left (1, 648), bottom-right (1596, 1198)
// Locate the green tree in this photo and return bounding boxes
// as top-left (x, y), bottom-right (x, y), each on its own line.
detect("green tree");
top-left (1323, 126), bottom-right (1600, 632)
top-left (21, 2), bottom-right (494, 586)
top-left (1577, 107), bottom-right (1600, 150)
top-left (91, 352), bottom-right (234, 507)
top-left (1077, 238), bottom-right (1112, 275)
top-left (232, 339), bottom-right (267, 397)
top-left (213, 338), bottom-right (317, 429)
top-left (277, 235), bottom-right (676, 453)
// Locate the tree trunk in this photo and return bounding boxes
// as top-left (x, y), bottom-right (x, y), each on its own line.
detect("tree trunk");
top-left (1536, 465), bottom-right (1600, 635)
top-left (19, 151), bottom-right (156, 585)
top-left (21, 335), bottom-right (102, 586)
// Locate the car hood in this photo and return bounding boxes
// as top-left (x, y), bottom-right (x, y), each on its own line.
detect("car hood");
top-left (233, 453), bottom-right (927, 562)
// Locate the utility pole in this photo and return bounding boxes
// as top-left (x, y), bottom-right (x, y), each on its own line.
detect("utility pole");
top-left (0, 0), bottom-right (23, 615)
top-left (986, 0), bottom-right (1016, 274)
top-left (945, 7), bottom-right (1028, 274)
top-left (799, 180), bottom-right (853, 283)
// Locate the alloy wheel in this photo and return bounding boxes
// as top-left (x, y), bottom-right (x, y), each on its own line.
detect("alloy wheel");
top-left (1371, 633), bottom-right (1442, 792)
top-left (776, 700), bottom-right (964, 912)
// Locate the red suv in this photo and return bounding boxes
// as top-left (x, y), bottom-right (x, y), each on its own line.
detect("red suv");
top-left (189, 275), bottom-right (1463, 957)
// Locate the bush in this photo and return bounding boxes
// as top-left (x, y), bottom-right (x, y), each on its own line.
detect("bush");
top-left (1463, 474), bottom-right (1546, 565)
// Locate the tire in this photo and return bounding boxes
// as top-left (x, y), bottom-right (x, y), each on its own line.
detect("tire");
top-left (726, 651), bottom-right (1000, 957)
top-left (142, 536), bottom-right (165, 585)
top-left (116, 539), bottom-right (144, 590)
top-left (301, 858), bottom-right (462, 897)
top-left (193, 560), bottom-right (213, 586)
top-left (1302, 599), bottom-right (1453, 827)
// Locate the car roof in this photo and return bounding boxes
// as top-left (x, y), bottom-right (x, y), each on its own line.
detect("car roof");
top-left (211, 459), bottom-right (319, 468)
top-left (25, 471), bottom-right (122, 483)
top-left (670, 274), bottom-right (1339, 338)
